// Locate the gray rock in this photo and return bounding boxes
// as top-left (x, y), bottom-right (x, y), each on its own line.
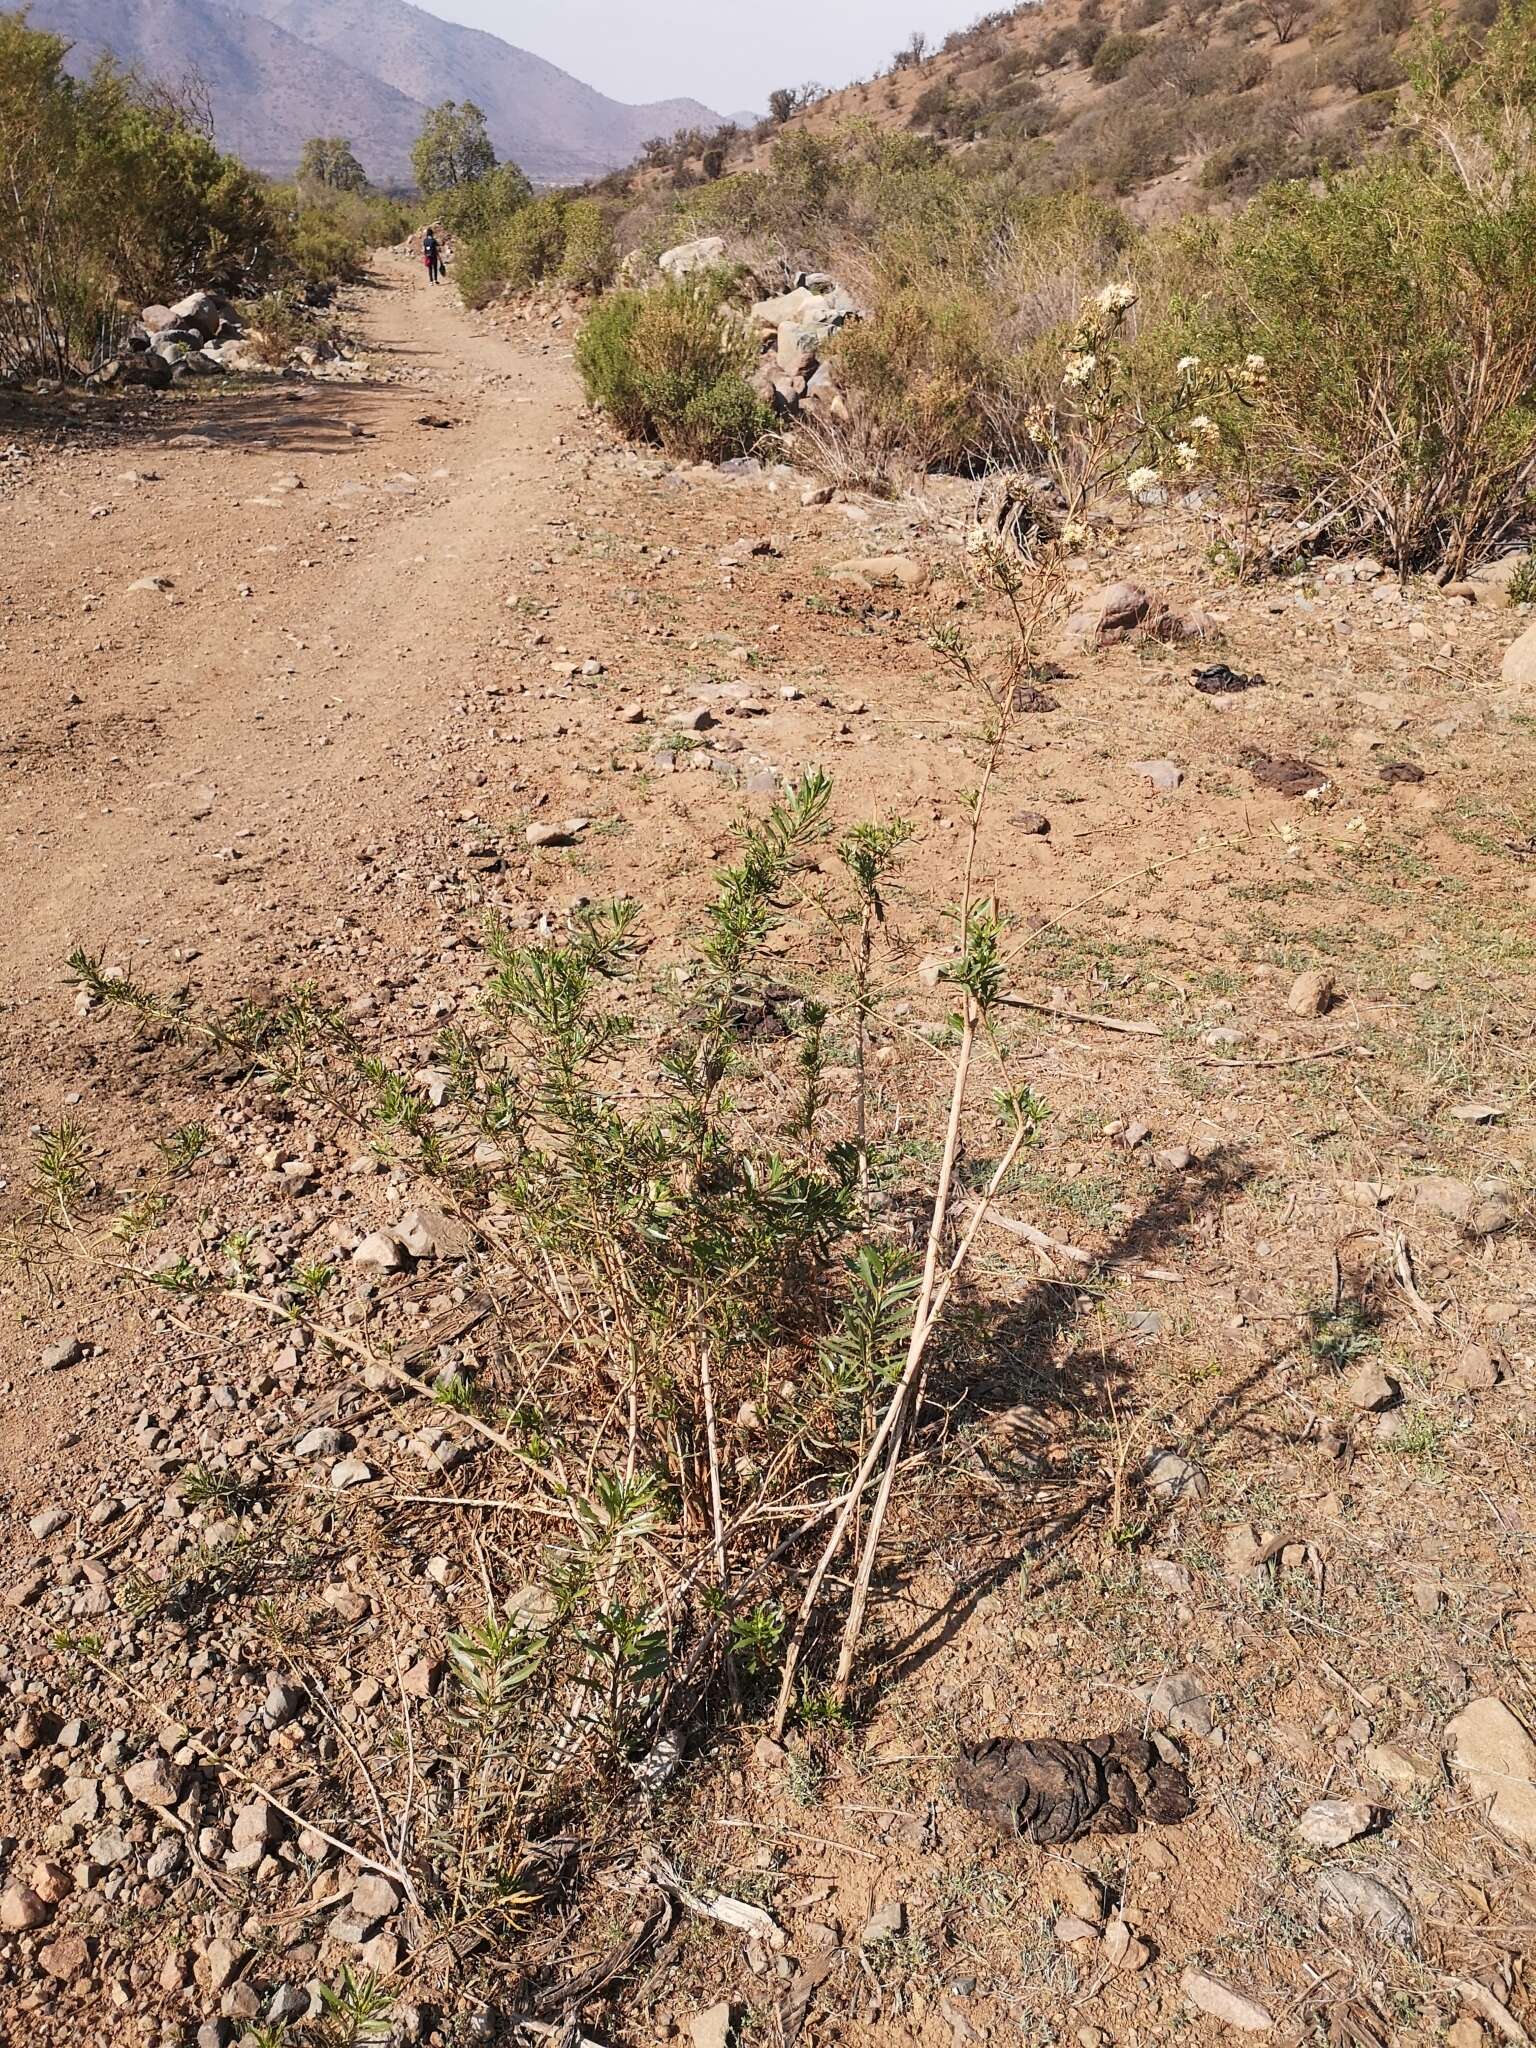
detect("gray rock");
top-left (861, 1900), bottom-right (908, 1946)
top-left (350, 1872), bottom-right (400, 1922)
top-left (1131, 1668), bottom-right (1214, 1738)
top-left (658, 236), bottom-right (726, 278)
top-left (526, 818), bottom-right (589, 848)
top-left (123, 1755), bottom-right (185, 1808)
top-left (1130, 758), bottom-right (1183, 794)
top-left (261, 1685), bottom-right (304, 1730)
top-left (350, 1230), bottom-right (403, 1273)
top-left (1180, 1969), bottom-right (1273, 2032)
top-left (294, 1426), bottom-right (347, 1459)
top-left (1143, 1449), bottom-right (1209, 1504)
top-left (28, 1508), bottom-right (68, 1538)
top-left (231, 1796), bottom-right (283, 1851)
top-left (688, 2004), bottom-right (737, 2048)
top-left (1501, 618), bottom-right (1536, 689)
top-left (41, 1337), bottom-right (83, 1371)
top-left (1348, 1363), bottom-right (1397, 1412)
top-left (169, 291), bottom-right (225, 339)
top-left (88, 1825), bottom-right (131, 1867)
top-left (1317, 1868), bottom-right (1414, 1946)
top-left (1297, 1797), bottom-right (1374, 1848)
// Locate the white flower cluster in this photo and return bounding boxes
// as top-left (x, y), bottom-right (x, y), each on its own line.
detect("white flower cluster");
top-left (1095, 281), bottom-right (1138, 317)
top-left (1126, 465), bottom-right (1160, 498)
top-left (1061, 352), bottom-right (1097, 390)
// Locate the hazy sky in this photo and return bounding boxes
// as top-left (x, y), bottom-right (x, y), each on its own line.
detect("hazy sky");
top-left (419, 2), bottom-right (995, 113)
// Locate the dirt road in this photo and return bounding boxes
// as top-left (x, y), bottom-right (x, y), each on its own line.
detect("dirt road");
top-left (4, 250), bottom-right (1536, 2048)
top-left (3, 253), bottom-right (592, 1024)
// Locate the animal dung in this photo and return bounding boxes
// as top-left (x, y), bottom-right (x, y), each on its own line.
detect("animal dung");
top-left (956, 1732), bottom-right (1193, 1844)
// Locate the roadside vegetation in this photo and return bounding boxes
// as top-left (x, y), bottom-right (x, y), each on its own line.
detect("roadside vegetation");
top-left (545, 0), bottom-right (1536, 569)
top-left (0, 13), bottom-right (408, 381)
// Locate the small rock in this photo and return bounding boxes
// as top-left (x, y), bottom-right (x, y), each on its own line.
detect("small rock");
top-left (351, 1872), bottom-right (399, 1921)
top-left (1500, 618), bottom-right (1536, 689)
top-left (261, 1684), bottom-right (304, 1729)
top-left (1317, 1868), bottom-right (1415, 1946)
top-left (1297, 1797), bottom-right (1374, 1848)
top-left (41, 1337), bottom-right (83, 1371)
top-left (231, 1797), bottom-right (282, 1851)
top-left (1130, 758), bottom-right (1183, 793)
top-left (1347, 1363), bottom-right (1397, 1412)
top-left (0, 1882), bottom-right (50, 1930)
top-left (29, 1507), bottom-right (68, 1538)
top-left (30, 1861), bottom-right (71, 1905)
top-left (1285, 969), bottom-right (1335, 1017)
top-left (202, 1937), bottom-right (244, 1993)
top-left (526, 819), bottom-right (589, 848)
top-left (123, 1755), bottom-right (185, 1808)
top-left (830, 555), bottom-right (928, 592)
top-left (688, 2002), bottom-right (737, 2048)
top-left (1363, 1743), bottom-right (1428, 1791)
top-left (329, 1458), bottom-right (375, 1491)
top-left (89, 1825), bottom-right (130, 1866)
top-left (1132, 1668), bottom-right (1214, 1738)
top-left (1446, 1697), bottom-right (1536, 1846)
top-left (1180, 1968), bottom-right (1274, 2032)
top-left (39, 1932), bottom-right (90, 1982)
top-left (1013, 810), bottom-right (1050, 835)
top-left (861, 1900), bottom-right (908, 1946)
top-left (1055, 1913), bottom-right (1099, 1945)
top-left (1142, 1449), bottom-right (1209, 1503)
top-left (294, 1426), bottom-right (346, 1459)
top-left (1450, 1344), bottom-right (1503, 1392)
top-left (351, 1230), bottom-right (403, 1272)
top-left (1445, 2021), bottom-right (1486, 2048)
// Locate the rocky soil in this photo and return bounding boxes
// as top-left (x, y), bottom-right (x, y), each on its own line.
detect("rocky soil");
top-left (2, 250), bottom-right (1535, 2047)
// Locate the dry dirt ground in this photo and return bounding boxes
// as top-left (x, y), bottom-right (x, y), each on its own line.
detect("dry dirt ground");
top-left (1, 252), bottom-right (1534, 2047)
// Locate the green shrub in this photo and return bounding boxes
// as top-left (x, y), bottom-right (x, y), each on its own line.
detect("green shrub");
top-left (560, 200), bottom-right (617, 291)
top-left (450, 233), bottom-right (511, 310)
top-left (500, 195), bottom-right (571, 287)
top-left (1185, 148), bottom-right (1536, 572)
top-left (236, 291), bottom-right (306, 365)
top-left (576, 275), bottom-right (772, 461)
top-left (452, 190), bottom-right (606, 307)
top-left (1092, 30), bottom-right (1146, 80)
top-left (830, 285), bottom-right (1023, 471)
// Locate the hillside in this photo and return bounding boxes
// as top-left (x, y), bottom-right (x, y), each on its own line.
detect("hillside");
top-left (33, 0), bottom-right (429, 181)
top-left (641, 0), bottom-right (1434, 222)
top-left (29, 0), bottom-right (729, 185)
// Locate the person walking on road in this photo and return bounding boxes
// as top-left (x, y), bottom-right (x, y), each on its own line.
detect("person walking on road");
top-left (423, 228), bottom-right (441, 285)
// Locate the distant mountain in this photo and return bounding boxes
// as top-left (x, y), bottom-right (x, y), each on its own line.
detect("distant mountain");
top-left (29, 0), bottom-right (728, 186)
top-left (35, 0), bottom-right (429, 179)
top-left (230, 0), bottom-right (727, 183)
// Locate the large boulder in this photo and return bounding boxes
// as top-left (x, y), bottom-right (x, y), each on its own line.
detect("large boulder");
top-left (168, 290), bottom-right (225, 339)
top-left (150, 325), bottom-right (205, 358)
top-left (802, 361), bottom-right (850, 425)
top-left (1470, 551), bottom-right (1530, 610)
top-left (141, 302), bottom-right (172, 331)
top-left (658, 236), bottom-right (726, 279)
top-left (752, 282), bottom-right (859, 328)
top-left (777, 319), bottom-right (829, 377)
top-left (1064, 581), bottom-right (1153, 646)
top-left (1501, 617), bottom-right (1536, 689)
top-left (119, 354), bottom-right (173, 390)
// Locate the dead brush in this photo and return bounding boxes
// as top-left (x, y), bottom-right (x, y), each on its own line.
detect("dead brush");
top-left (64, 535), bottom-right (1071, 1991)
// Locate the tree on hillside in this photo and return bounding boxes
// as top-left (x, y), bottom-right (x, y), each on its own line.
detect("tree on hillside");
top-left (768, 87), bottom-right (797, 124)
top-left (297, 135), bottom-right (367, 191)
top-left (411, 101), bottom-right (495, 193)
